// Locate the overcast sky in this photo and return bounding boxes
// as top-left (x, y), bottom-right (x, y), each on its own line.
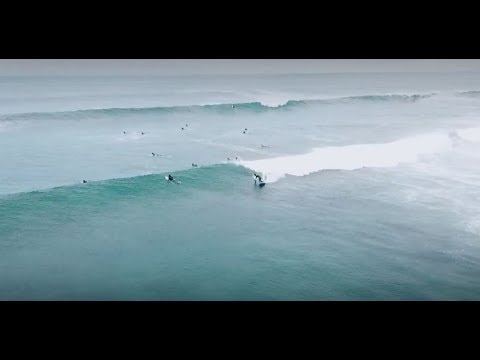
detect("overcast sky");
top-left (0, 59), bottom-right (479, 76)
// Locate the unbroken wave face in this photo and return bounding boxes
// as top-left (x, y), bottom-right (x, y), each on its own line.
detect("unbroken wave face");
top-left (0, 92), bottom-right (442, 121)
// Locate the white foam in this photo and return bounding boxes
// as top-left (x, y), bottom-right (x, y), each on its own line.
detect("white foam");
top-left (258, 98), bottom-right (289, 108)
top-left (464, 218), bottom-right (480, 236)
top-left (457, 127), bottom-right (480, 143)
top-left (238, 132), bottom-right (454, 182)
top-left (253, 90), bottom-right (293, 108)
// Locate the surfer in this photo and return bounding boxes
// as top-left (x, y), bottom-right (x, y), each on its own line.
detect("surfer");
top-left (141, 132), bottom-right (145, 135)
top-left (227, 157), bottom-right (231, 161)
top-left (152, 152), bottom-right (156, 156)
top-left (192, 163), bottom-right (198, 167)
top-left (181, 127), bottom-right (185, 130)
top-left (123, 131), bottom-right (126, 134)
top-left (232, 105), bottom-right (235, 109)
top-left (168, 174), bottom-right (174, 181)
top-left (82, 180), bottom-right (87, 183)
top-left (261, 144), bottom-right (268, 148)
top-left (254, 173), bottom-right (262, 181)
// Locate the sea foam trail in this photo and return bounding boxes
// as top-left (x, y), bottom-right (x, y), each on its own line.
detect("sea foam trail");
top-left (238, 132), bottom-right (458, 182)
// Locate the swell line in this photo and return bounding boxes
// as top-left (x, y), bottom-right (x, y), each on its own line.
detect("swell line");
top-left (0, 92), bottom-right (441, 120)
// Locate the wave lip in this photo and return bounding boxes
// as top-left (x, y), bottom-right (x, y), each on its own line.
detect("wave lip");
top-left (238, 132), bottom-right (456, 182)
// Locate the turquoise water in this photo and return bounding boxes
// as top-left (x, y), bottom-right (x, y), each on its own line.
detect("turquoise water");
top-left (1, 73), bottom-right (480, 300)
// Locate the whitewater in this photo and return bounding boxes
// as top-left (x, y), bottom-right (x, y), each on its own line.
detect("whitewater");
top-left (238, 129), bottom-right (480, 182)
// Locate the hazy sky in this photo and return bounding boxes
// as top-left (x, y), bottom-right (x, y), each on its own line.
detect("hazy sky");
top-left (1, 59), bottom-right (479, 76)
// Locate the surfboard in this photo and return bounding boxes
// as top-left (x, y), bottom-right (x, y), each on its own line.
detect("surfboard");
top-left (165, 176), bottom-right (181, 184)
top-left (252, 175), bottom-right (266, 187)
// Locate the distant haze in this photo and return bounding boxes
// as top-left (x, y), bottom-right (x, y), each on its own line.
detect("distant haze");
top-left (1, 59), bottom-right (480, 76)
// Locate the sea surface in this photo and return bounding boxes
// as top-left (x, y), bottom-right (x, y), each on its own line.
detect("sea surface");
top-left (1, 72), bottom-right (480, 300)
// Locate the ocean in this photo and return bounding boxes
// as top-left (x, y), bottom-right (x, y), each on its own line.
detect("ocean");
top-left (1, 72), bottom-right (480, 300)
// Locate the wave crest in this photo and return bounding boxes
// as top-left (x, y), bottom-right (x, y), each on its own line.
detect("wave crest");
top-left (0, 92), bottom-right (440, 121)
